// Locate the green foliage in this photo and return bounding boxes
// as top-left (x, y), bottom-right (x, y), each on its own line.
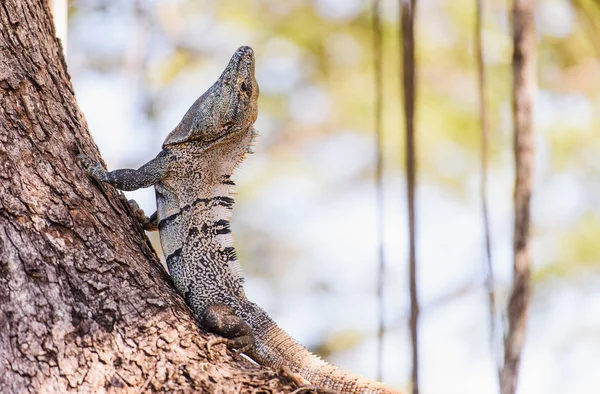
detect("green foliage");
top-left (536, 212), bottom-right (600, 280)
top-left (170, 0), bottom-right (600, 278)
top-left (72, 0), bottom-right (600, 284)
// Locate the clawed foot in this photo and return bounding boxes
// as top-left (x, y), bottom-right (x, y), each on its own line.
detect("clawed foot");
top-left (279, 366), bottom-right (311, 386)
top-left (201, 304), bottom-right (255, 359)
top-left (77, 154), bottom-right (106, 180)
top-left (128, 199), bottom-right (159, 231)
top-left (280, 366), bottom-right (341, 394)
top-left (289, 387), bottom-right (341, 394)
top-left (206, 337), bottom-right (251, 361)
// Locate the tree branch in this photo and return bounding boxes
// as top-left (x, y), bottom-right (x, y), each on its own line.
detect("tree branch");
top-left (400, 1), bottom-right (419, 393)
top-left (500, 1), bottom-right (536, 393)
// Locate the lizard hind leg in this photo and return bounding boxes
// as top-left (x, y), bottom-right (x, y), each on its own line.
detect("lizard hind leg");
top-left (201, 303), bottom-right (255, 358)
top-left (128, 199), bottom-right (159, 231)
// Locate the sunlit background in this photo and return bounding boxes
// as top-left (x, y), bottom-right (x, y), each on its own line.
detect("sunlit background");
top-left (64, 0), bottom-right (600, 392)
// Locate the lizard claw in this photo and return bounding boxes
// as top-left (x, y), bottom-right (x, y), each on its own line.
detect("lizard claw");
top-left (279, 366), bottom-right (311, 386)
top-left (206, 337), bottom-right (248, 361)
top-left (128, 200), bottom-right (159, 231)
top-left (77, 154), bottom-right (93, 169)
top-left (77, 154), bottom-right (105, 179)
top-left (289, 387), bottom-right (340, 394)
top-left (206, 337), bottom-right (231, 357)
top-left (280, 366), bottom-right (342, 394)
top-left (128, 199), bottom-right (141, 211)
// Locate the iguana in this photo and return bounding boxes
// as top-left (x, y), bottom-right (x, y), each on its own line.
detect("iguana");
top-left (79, 46), bottom-right (398, 394)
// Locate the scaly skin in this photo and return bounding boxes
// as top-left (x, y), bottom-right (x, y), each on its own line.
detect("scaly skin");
top-left (79, 46), bottom-right (399, 394)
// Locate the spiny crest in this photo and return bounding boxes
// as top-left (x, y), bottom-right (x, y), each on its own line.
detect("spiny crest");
top-left (246, 128), bottom-right (259, 155)
top-left (233, 127), bottom-right (260, 170)
top-left (228, 257), bottom-right (245, 284)
top-left (220, 242), bottom-right (244, 284)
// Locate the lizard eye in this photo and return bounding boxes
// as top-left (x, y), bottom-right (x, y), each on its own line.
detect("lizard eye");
top-left (241, 81), bottom-right (249, 92)
top-left (222, 122), bottom-right (234, 132)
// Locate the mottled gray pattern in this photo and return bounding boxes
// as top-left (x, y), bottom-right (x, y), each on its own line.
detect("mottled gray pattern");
top-left (80, 46), bottom-right (398, 394)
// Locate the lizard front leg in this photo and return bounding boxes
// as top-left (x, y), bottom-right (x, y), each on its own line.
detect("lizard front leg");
top-left (78, 151), bottom-right (169, 191)
top-left (79, 153), bottom-right (168, 230)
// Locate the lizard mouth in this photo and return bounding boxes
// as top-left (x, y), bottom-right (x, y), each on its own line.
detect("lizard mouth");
top-left (198, 121), bottom-right (254, 151)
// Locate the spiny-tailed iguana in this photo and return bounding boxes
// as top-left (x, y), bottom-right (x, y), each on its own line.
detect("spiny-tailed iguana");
top-left (79, 46), bottom-right (398, 394)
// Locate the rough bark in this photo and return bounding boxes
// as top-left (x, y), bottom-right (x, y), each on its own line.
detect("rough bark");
top-left (0, 1), bottom-right (296, 393)
top-left (500, 1), bottom-right (536, 394)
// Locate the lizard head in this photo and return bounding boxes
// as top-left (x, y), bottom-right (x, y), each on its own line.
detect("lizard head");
top-left (163, 46), bottom-right (259, 148)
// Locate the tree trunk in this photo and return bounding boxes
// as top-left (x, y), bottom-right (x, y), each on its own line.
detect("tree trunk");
top-left (0, 1), bottom-right (294, 393)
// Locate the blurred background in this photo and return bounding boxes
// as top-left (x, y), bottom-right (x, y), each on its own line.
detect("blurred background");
top-left (62, 0), bottom-right (599, 392)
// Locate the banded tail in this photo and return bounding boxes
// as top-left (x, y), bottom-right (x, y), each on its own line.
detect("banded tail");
top-left (239, 302), bottom-right (401, 394)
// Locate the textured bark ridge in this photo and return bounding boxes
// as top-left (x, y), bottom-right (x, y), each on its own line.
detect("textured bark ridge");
top-left (0, 1), bottom-right (295, 393)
